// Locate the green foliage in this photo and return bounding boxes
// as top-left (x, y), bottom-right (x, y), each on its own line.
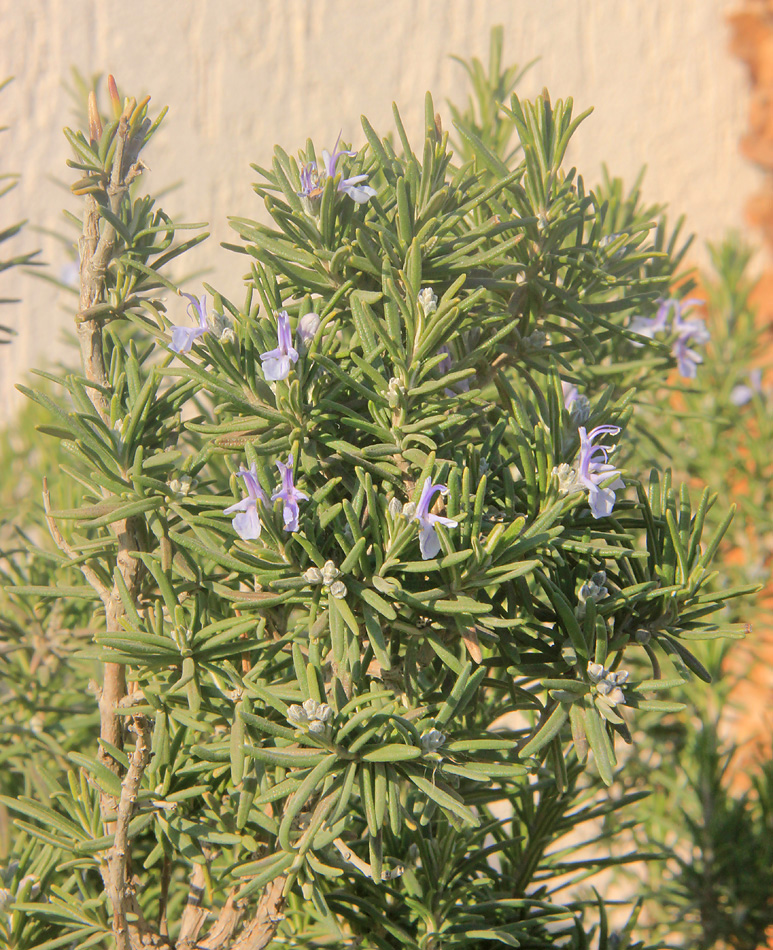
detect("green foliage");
top-left (608, 644), bottom-right (773, 950)
top-left (0, 34), bottom-right (753, 950)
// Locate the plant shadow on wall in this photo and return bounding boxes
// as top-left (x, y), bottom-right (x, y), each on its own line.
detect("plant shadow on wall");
top-left (0, 27), bottom-right (767, 950)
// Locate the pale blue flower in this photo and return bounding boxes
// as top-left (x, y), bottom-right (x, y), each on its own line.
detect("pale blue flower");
top-left (671, 302), bottom-right (710, 379)
top-left (671, 335), bottom-right (703, 379)
top-left (413, 477), bottom-right (458, 559)
top-left (672, 302), bottom-right (710, 345)
top-left (260, 311), bottom-right (299, 381)
top-left (577, 425), bottom-right (624, 519)
top-left (323, 132), bottom-right (377, 204)
top-left (170, 293), bottom-right (209, 354)
top-left (271, 454), bottom-right (308, 532)
top-left (561, 381), bottom-right (579, 408)
top-left (730, 368), bottom-right (764, 407)
top-left (629, 297), bottom-right (709, 379)
top-left (298, 133), bottom-right (376, 206)
top-left (628, 298), bottom-right (672, 342)
top-left (436, 345), bottom-right (471, 396)
top-left (224, 464), bottom-right (267, 540)
top-left (299, 161), bottom-right (323, 201)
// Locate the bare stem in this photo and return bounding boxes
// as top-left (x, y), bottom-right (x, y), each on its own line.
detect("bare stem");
top-left (176, 863), bottom-right (209, 949)
top-left (105, 715), bottom-right (151, 950)
top-left (228, 877), bottom-right (287, 950)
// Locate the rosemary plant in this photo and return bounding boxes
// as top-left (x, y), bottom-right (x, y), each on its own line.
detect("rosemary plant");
top-left (0, 34), bottom-right (753, 950)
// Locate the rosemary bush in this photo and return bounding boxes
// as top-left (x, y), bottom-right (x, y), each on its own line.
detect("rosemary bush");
top-left (0, 34), bottom-right (754, 950)
top-left (602, 242), bottom-right (773, 950)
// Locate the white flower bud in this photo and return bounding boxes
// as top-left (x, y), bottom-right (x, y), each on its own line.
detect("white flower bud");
top-left (587, 662), bottom-right (607, 683)
top-left (287, 703), bottom-right (310, 726)
top-left (169, 474), bottom-right (197, 497)
top-left (600, 684), bottom-right (626, 706)
top-left (321, 560), bottom-right (340, 585)
top-left (578, 572), bottom-right (609, 617)
top-left (291, 699), bottom-right (333, 734)
top-left (552, 463), bottom-right (580, 495)
top-left (298, 312), bottom-right (321, 349)
top-left (304, 567), bottom-right (323, 584)
top-left (329, 580), bottom-right (348, 599)
top-left (387, 377), bottom-right (406, 408)
top-left (208, 309), bottom-right (235, 343)
top-left (418, 287), bottom-right (438, 316)
top-left (606, 669), bottom-right (629, 686)
top-left (388, 497), bottom-right (403, 518)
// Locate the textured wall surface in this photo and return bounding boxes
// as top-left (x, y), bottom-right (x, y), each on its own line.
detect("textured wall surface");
top-left (0, 0), bottom-right (757, 415)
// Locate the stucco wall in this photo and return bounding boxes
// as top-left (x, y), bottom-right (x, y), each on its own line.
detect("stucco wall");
top-left (0, 0), bottom-right (757, 415)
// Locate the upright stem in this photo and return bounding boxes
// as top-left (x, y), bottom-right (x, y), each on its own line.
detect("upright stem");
top-left (74, 111), bottom-right (148, 949)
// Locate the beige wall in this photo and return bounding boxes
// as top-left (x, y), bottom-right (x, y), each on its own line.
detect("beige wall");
top-left (0, 0), bottom-right (757, 415)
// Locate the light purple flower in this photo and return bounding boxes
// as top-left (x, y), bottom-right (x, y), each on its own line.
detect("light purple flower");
top-left (321, 132), bottom-right (357, 178)
top-left (271, 454), bottom-right (308, 532)
top-left (170, 293), bottom-right (209, 354)
top-left (412, 477), bottom-right (459, 560)
top-left (298, 133), bottom-right (376, 206)
top-left (323, 132), bottom-right (377, 204)
top-left (628, 298), bottom-right (672, 342)
top-left (299, 162), bottom-right (323, 201)
top-left (561, 381), bottom-right (579, 409)
top-left (670, 302), bottom-right (709, 379)
top-left (260, 311), bottom-right (299, 381)
top-left (671, 301), bottom-right (710, 343)
top-left (437, 345), bottom-right (471, 396)
top-left (561, 381), bottom-right (591, 424)
top-left (730, 368), bottom-right (763, 407)
top-left (671, 335), bottom-right (703, 379)
top-left (629, 297), bottom-right (709, 379)
top-left (224, 464), bottom-right (267, 540)
top-left (576, 425), bottom-right (624, 519)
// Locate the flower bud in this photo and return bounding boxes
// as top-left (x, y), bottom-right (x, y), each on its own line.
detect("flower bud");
top-left (107, 74), bottom-right (122, 120)
top-left (321, 560), bottom-right (340, 585)
top-left (387, 377), bottom-right (405, 408)
top-left (420, 728), bottom-right (446, 753)
top-left (418, 287), bottom-right (438, 316)
top-left (329, 580), bottom-right (347, 599)
top-left (297, 312), bottom-right (321, 350)
top-left (88, 90), bottom-right (103, 142)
